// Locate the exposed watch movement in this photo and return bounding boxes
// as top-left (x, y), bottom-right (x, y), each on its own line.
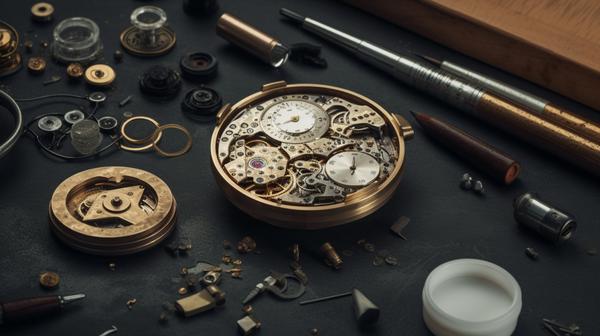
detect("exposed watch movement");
top-left (211, 81), bottom-right (413, 229)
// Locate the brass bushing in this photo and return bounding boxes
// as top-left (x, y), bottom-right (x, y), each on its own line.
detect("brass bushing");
top-left (320, 243), bottom-right (343, 269)
top-left (28, 57), bottom-right (46, 73)
top-left (31, 3), bottom-right (54, 22)
top-left (85, 64), bottom-right (116, 86)
top-left (66, 63), bottom-right (85, 79)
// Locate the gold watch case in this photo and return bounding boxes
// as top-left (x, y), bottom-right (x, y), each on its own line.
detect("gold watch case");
top-left (210, 81), bottom-right (413, 229)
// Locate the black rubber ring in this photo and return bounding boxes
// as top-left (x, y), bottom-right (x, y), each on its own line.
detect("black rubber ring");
top-left (180, 51), bottom-right (219, 81)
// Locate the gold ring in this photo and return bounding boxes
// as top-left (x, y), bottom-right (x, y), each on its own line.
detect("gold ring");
top-left (150, 124), bottom-right (192, 157)
top-left (120, 116), bottom-right (163, 152)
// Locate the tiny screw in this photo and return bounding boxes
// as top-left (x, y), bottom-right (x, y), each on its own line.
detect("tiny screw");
top-left (525, 247), bottom-right (539, 260)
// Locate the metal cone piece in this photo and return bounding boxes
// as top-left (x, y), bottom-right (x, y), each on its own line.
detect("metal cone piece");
top-left (352, 288), bottom-right (380, 327)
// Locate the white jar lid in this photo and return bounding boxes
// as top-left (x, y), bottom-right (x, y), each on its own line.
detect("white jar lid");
top-left (422, 259), bottom-right (522, 336)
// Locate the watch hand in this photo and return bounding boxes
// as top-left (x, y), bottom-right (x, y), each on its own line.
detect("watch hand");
top-left (350, 156), bottom-right (356, 175)
top-left (282, 116), bottom-right (300, 124)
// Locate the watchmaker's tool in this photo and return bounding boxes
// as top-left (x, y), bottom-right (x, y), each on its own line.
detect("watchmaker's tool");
top-left (0, 294), bottom-right (84, 324)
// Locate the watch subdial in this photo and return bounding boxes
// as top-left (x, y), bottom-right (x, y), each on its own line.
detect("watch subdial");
top-left (325, 151), bottom-right (380, 188)
top-left (260, 99), bottom-right (329, 144)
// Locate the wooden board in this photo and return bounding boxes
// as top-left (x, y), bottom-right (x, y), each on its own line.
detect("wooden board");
top-left (341, 0), bottom-right (600, 111)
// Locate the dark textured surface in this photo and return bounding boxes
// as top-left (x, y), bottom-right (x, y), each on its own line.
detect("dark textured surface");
top-left (0, 0), bottom-right (599, 335)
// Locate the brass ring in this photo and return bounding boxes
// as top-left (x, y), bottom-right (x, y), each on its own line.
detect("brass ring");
top-left (150, 124), bottom-right (192, 157)
top-left (120, 116), bottom-right (163, 152)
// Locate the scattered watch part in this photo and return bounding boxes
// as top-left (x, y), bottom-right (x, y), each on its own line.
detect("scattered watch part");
top-left (113, 51), bottom-right (124, 62)
top-left (460, 173), bottom-right (473, 189)
top-left (98, 116), bottom-right (118, 132)
top-left (238, 237), bottom-right (256, 254)
top-left (385, 257), bottom-right (397, 266)
top-left (25, 41), bottom-right (33, 53)
top-left (0, 22), bottom-right (22, 77)
top-left (242, 305), bottom-right (252, 315)
top-left (233, 260), bottom-right (242, 267)
top-left (237, 315), bottom-right (261, 335)
top-left (139, 66), bottom-right (182, 100)
top-left (119, 95), bottom-right (133, 107)
top-left (65, 110), bottom-right (85, 124)
top-left (186, 277), bottom-right (197, 288)
top-left (352, 288), bottom-right (380, 327)
top-left (357, 239), bottom-right (365, 244)
top-left (31, 3), bottom-right (54, 22)
top-left (28, 57), bottom-right (45, 73)
top-left (98, 326), bottom-right (118, 336)
top-left (342, 250), bottom-right (354, 257)
top-left (40, 40), bottom-right (48, 57)
top-left (175, 285), bottom-right (225, 317)
top-left (513, 191), bottom-right (577, 245)
top-left (377, 250), bottom-right (390, 258)
top-left (311, 329), bottom-right (318, 335)
top-left (288, 244), bottom-right (299, 262)
top-left (204, 267), bottom-right (222, 272)
top-left (293, 268), bottom-right (308, 286)
top-left (126, 298), bottom-right (136, 310)
top-left (473, 180), bottom-right (484, 194)
top-left (223, 240), bottom-right (231, 249)
top-left (266, 273), bottom-right (305, 300)
top-left (51, 17), bottom-right (103, 65)
top-left (38, 116), bottom-right (62, 132)
top-left (150, 124), bottom-right (193, 157)
top-left (525, 247), bottom-right (539, 260)
top-left (120, 6), bottom-right (176, 57)
top-left (290, 43), bottom-right (327, 68)
top-left (85, 64), bottom-right (116, 86)
top-left (160, 313), bottom-right (169, 322)
top-left (66, 63), bottom-right (85, 79)
top-left (202, 271), bottom-right (222, 286)
top-left (222, 255), bottom-right (232, 264)
top-left (587, 247), bottom-right (598, 255)
top-left (390, 215), bottom-right (410, 240)
top-left (88, 92), bottom-right (107, 102)
top-left (183, 0), bottom-right (218, 16)
top-left (71, 119), bottom-right (103, 154)
top-left (211, 82), bottom-right (412, 229)
top-left (182, 86), bottom-right (222, 119)
top-left (363, 243), bottom-right (375, 253)
top-left (178, 287), bottom-right (188, 295)
top-left (180, 51), bottom-right (218, 81)
top-left (109, 263), bottom-right (116, 270)
top-left (181, 268), bottom-right (188, 277)
top-left (49, 167), bottom-right (178, 255)
top-left (216, 13), bottom-right (289, 68)
top-left (39, 271), bottom-right (59, 289)
top-left (178, 243), bottom-right (189, 253)
top-left (320, 243), bottom-right (342, 270)
top-left (43, 75), bottom-right (61, 85)
top-left (372, 256), bottom-right (383, 267)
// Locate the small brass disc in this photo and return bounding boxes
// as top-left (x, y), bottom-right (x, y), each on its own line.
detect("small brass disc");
top-left (40, 271), bottom-right (59, 288)
top-left (120, 26), bottom-right (176, 57)
top-left (66, 63), bottom-right (84, 78)
top-left (49, 167), bottom-right (178, 256)
top-left (31, 3), bottom-right (54, 22)
top-left (85, 64), bottom-right (116, 86)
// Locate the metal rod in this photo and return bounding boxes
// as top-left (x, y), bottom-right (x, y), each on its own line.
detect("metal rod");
top-left (299, 292), bottom-right (352, 305)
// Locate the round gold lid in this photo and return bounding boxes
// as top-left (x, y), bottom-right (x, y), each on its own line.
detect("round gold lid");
top-left (85, 64), bottom-right (116, 85)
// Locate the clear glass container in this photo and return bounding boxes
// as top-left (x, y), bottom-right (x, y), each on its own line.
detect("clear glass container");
top-left (51, 17), bottom-right (103, 64)
top-left (71, 119), bottom-right (103, 155)
top-left (131, 6), bottom-right (167, 45)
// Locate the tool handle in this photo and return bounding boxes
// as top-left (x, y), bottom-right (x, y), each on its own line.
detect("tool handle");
top-left (413, 112), bottom-right (520, 184)
top-left (1, 295), bottom-right (60, 324)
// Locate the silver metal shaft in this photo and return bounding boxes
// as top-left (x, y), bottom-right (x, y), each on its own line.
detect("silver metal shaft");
top-left (439, 60), bottom-right (549, 113)
top-left (280, 8), bottom-right (487, 116)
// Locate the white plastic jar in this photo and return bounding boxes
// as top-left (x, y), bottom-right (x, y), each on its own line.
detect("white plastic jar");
top-left (422, 259), bottom-right (522, 336)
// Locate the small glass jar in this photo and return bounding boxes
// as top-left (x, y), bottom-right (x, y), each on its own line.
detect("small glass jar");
top-left (51, 17), bottom-right (103, 65)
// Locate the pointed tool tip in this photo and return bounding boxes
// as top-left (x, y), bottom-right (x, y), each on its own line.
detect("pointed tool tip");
top-left (414, 53), bottom-right (442, 67)
top-left (280, 8), bottom-right (306, 24)
top-left (408, 110), bottom-right (419, 118)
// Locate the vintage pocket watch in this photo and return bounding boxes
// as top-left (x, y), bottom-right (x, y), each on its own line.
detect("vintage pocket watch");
top-left (210, 81), bottom-right (413, 229)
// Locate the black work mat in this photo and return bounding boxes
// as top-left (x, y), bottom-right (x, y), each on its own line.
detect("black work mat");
top-left (0, 0), bottom-right (599, 335)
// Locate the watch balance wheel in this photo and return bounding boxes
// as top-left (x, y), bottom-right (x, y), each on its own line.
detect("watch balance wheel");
top-left (210, 81), bottom-right (413, 229)
top-left (49, 167), bottom-right (177, 255)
